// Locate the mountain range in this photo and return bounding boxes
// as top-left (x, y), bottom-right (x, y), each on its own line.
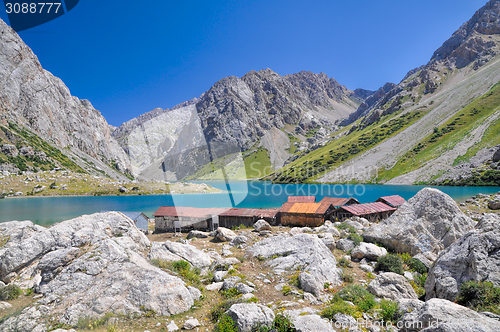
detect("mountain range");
top-left (1, 0), bottom-right (500, 186)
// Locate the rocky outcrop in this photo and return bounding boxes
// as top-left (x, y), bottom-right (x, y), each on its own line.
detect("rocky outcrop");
top-left (147, 241), bottom-right (212, 270)
top-left (399, 298), bottom-right (500, 332)
top-left (284, 307), bottom-right (334, 332)
top-left (114, 69), bottom-right (363, 180)
top-left (364, 188), bottom-right (475, 256)
top-left (0, 19), bottom-right (131, 178)
top-left (425, 214), bottom-right (500, 301)
top-left (489, 196), bottom-right (500, 209)
top-left (367, 272), bottom-right (418, 301)
top-left (226, 303), bottom-right (275, 332)
top-left (0, 212), bottom-right (194, 328)
top-left (247, 234), bottom-right (343, 293)
top-left (350, 242), bottom-right (387, 261)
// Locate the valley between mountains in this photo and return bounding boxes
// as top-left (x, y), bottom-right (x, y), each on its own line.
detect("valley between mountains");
top-left (3, 1), bottom-right (500, 189)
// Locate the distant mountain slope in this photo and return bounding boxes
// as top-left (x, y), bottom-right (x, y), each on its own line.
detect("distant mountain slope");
top-left (270, 0), bottom-right (500, 185)
top-left (113, 69), bottom-right (364, 180)
top-left (0, 19), bottom-right (131, 179)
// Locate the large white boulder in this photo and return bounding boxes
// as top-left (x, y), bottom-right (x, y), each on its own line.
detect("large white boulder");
top-left (364, 188), bottom-right (475, 256)
top-left (226, 303), bottom-right (274, 332)
top-left (426, 214), bottom-right (500, 301)
top-left (367, 272), bottom-right (418, 301)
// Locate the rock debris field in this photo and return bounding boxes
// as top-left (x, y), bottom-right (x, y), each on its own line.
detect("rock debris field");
top-left (0, 188), bottom-right (500, 331)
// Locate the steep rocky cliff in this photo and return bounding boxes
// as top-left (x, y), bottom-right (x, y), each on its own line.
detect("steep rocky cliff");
top-left (289, 0), bottom-right (500, 185)
top-left (114, 69), bottom-right (362, 180)
top-left (0, 19), bottom-right (131, 179)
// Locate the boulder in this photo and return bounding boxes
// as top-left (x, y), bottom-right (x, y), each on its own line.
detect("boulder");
top-left (226, 303), bottom-right (275, 332)
top-left (285, 307), bottom-right (334, 332)
top-left (0, 301), bottom-right (12, 310)
top-left (247, 234), bottom-right (343, 293)
top-left (336, 239), bottom-right (355, 252)
top-left (186, 230), bottom-right (209, 239)
top-left (350, 242), bottom-right (387, 261)
top-left (1, 144), bottom-right (18, 158)
top-left (317, 233), bottom-right (335, 250)
top-left (399, 298), bottom-right (500, 332)
top-left (345, 220), bottom-right (364, 230)
top-left (313, 222), bottom-right (341, 237)
top-left (363, 188), bottom-right (475, 256)
top-left (206, 282), bottom-right (224, 291)
top-left (299, 272), bottom-right (322, 297)
top-left (253, 219), bottom-right (271, 232)
top-left (235, 283), bottom-right (254, 294)
top-left (214, 227), bottom-right (236, 242)
top-left (0, 213), bottom-right (195, 327)
top-left (187, 286), bottom-right (202, 301)
top-left (488, 196), bottom-right (500, 210)
top-left (213, 271), bottom-right (228, 282)
top-left (367, 272), bottom-right (418, 301)
top-left (426, 214), bottom-right (500, 301)
top-left (493, 146), bottom-right (500, 162)
top-left (412, 253), bottom-right (434, 271)
top-left (182, 318), bottom-right (200, 330)
top-left (166, 320), bottom-right (179, 331)
top-left (230, 235), bottom-right (249, 246)
top-left (222, 276), bottom-right (242, 290)
top-left (162, 241), bottom-right (212, 269)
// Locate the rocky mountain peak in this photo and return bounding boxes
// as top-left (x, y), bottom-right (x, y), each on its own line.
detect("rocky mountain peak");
top-left (431, 0), bottom-right (500, 69)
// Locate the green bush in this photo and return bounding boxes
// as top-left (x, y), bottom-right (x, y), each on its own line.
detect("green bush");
top-left (380, 300), bottom-right (400, 323)
top-left (221, 287), bottom-right (241, 299)
top-left (456, 281), bottom-right (500, 314)
top-left (0, 284), bottom-right (22, 301)
top-left (337, 285), bottom-right (376, 312)
top-left (407, 258), bottom-right (428, 274)
top-left (376, 254), bottom-right (403, 275)
top-left (341, 270), bottom-right (354, 284)
top-left (320, 296), bottom-right (357, 319)
top-left (216, 314), bottom-right (238, 332)
top-left (348, 233), bottom-right (363, 246)
top-left (338, 257), bottom-right (352, 268)
top-left (272, 314), bottom-right (296, 332)
top-left (336, 222), bottom-right (357, 234)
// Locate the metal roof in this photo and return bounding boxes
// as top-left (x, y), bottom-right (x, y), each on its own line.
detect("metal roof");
top-left (339, 202), bottom-right (396, 216)
top-left (281, 202), bottom-right (331, 215)
top-left (153, 206), bottom-right (228, 218)
top-left (376, 195), bottom-right (406, 207)
top-left (219, 208), bottom-right (279, 218)
top-left (121, 212), bottom-right (148, 221)
top-left (319, 197), bottom-right (360, 206)
top-left (287, 196), bottom-right (316, 203)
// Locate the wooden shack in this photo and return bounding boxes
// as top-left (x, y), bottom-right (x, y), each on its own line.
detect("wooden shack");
top-left (376, 195), bottom-right (406, 208)
top-left (153, 206), bottom-right (227, 232)
top-left (280, 202), bottom-right (334, 227)
top-left (287, 196), bottom-right (316, 203)
top-left (319, 197), bottom-right (360, 208)
top-left (334, 202), bottom-right (396, 222)
top-left (121, 212), bottom-right (149, 231)
top-left (218, 208), bottom-right (280, 228)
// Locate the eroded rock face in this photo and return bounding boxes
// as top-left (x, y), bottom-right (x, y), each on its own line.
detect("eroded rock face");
top-left (0, 19), bottom-right (130, 176)
top-left (247, 233), bottom-right (343, 293)
top-left (399, 298), bottom-right (500, 332)
top-left (363, 188), bottom-right (475, 256)
top-left (226, 303), bottom-right (274, 332)
top-left (426, 214), bottom-right (500, 301)
top-left (367, 272), bottom-right (418, 301)
top-left (0, 212), bottom-right (194, 328)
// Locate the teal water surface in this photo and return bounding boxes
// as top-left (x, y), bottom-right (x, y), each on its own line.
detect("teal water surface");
top-left (0, 181), bottom-right (499, 226)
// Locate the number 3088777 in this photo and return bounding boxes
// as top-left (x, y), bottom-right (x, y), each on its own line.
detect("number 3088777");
top-left (5, 3), bottom-right (62, 14)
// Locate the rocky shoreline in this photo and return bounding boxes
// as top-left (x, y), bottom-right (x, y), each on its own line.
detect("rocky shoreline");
top-left (0, 188), bottom-right (500, 331)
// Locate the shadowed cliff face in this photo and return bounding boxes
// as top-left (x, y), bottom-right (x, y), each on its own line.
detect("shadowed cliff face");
top-left (0, 19), bottom-right (131, 177)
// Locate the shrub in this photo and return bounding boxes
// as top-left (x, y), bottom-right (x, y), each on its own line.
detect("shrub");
top-left (338, 257), bottom-right (352, 268)
top-left (376, 254), bottom-right (403, 275)
top-left (272, 314), bottom-right (296, 332)
top-left (76, 313), bottom-right (114, 330)
top-left (0, 284), bottom-right (22, 301)
top-left (348, 233), bottom-right (363, 246)
top-left (221, 287), bottom-right (241, 299)
top-left (380, 300), bottom-right (400, 323)
top-left (341, 271), bottom-right (354, 284)
top-left (282, 284), bottom-right (292, 296)
top-left (456, 281), bottom-right (500, 314)
top-left (336, 222), bottom-right (357, 234)
top-left (216, 314), bottom-right (238, 332)
top-left (211, 299), bottom-right (244, 322)
top-left (337, 285), bottom-right (376, 312)
top-left (407, 258), bottom-right (428, 274)
top-left (320, 296), bottom-right (356, 319)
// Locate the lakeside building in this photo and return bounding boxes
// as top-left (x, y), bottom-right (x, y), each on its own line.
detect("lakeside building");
top-left (218, 208), bottom-right (280, 228)
top-left (121, 212), bottom-right (150, 231)
top-left (334, 202), bottom-right (396, 222)
top-left (376, 195), bottom-right (406, 208)
top-left (153, 207), bottom-right (227, 232)
top-left (280, 201), bottom-right (335, 227)
top-left (319, 196), bottom-right (360, 209)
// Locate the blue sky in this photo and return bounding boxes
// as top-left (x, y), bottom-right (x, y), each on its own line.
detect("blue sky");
top-left (0, 0), bottom-right (488, 126)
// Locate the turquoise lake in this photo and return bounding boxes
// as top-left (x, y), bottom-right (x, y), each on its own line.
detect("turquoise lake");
top-left (0, 181), bottom-right (499, 226)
